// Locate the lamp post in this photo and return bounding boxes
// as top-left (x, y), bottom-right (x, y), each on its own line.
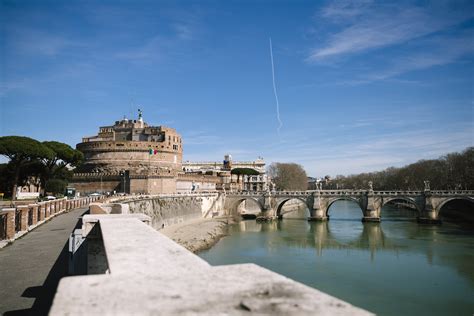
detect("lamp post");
top-left (119, 171), bottom-right (125, 194)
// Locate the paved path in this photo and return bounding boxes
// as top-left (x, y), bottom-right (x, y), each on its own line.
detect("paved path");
top-left (0, 207), bottom-right (88, 316)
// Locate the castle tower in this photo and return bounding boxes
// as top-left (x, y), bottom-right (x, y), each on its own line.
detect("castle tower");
top-left (71, 114), bottom-right (183, 195)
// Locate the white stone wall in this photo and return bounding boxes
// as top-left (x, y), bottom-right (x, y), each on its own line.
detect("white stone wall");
top-left (50, 216), bottom-right (372, 315)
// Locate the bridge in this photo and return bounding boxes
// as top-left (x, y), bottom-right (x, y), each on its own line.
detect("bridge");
top-left (224, 187), bottom-right (474, 223)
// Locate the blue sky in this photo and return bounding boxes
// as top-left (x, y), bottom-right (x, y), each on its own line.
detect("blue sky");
top-left (1, 0), bottom-right (473, 177)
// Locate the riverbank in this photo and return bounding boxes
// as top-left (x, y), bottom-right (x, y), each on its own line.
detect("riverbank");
top-left (160, 217), bottom-right (232, 253)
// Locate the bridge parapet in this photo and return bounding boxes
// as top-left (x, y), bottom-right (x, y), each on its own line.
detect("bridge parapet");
top-left (318, 190), bottom-right (367, 196)
top-left (374, 191), bottom-right (422, 196)
top-left (429, 190), bottom-right (474, 196)
top-left (273, 191), bottom-right (312, 197)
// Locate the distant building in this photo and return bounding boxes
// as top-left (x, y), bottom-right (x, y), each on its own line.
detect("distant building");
top-left (71, 111), bottom-right (183, 194)
top-left (70, 111), bottom-right (267, 195)
top-left (307, 177), bottom-right (318, 190)
top-left (182, 156), bottom-right (268, 192)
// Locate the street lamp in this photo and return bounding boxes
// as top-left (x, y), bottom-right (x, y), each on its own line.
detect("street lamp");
top-left (119, 171), bottom-right (125, 194)
top-left (94, 170), bottom-right (103, 194)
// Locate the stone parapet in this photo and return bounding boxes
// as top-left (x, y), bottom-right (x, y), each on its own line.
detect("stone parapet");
top-left (50, 216), bottom-right (372, 315)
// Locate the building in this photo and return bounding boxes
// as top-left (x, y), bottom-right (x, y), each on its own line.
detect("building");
top-left (71, 111), bottom-right (183, 194)
top-left (71, 111), bottom-right (268, 195)
top-left (182, 155), bottom-right (268, 192)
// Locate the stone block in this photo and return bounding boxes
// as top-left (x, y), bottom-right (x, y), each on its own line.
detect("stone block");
top-left (45, 203), bottom-right (51, 218)
top-left (90, 203), bottom-right (109, 214)
top-left (1, 208), bottom-right (16, 239)
top-left (28, 204), bottom-right (38, 225)
top-left (17, 205), bottom-right (29, 231)
top-left (38, 202), bottom-right (45, 221)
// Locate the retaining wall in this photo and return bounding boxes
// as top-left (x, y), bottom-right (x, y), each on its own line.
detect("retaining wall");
top-left (90, 193), bottom-right (225, 230)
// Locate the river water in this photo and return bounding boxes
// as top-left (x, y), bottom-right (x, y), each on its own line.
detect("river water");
top-left (198, 201), bottom-right (474, 315)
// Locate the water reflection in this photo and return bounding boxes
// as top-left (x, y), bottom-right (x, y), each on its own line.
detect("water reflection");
top-left (242, 220), bottom-right (395, 260)
top-left (200, 201), bottom-right (474, 316)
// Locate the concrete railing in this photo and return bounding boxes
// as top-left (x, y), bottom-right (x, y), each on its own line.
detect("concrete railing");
top-left (50, 215), bottom-right (372, 315)
top-left (0, 196), bottom-right (105, 246)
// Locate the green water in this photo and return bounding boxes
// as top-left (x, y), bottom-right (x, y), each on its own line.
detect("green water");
top-left (198, 201), bottom-right (474, 315)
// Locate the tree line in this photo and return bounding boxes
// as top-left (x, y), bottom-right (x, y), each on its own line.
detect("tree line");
top-left (0, 136), bottom-right (83, 199)
top-left (325, 147), bottom-right (473, 190)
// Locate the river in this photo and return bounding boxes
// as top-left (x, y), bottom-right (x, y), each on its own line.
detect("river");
top-left (198, 200), bottom-right (474, 315)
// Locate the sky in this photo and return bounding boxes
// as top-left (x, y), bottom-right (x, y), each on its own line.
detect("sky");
top-left (1, 0), bottom-right (473, 177)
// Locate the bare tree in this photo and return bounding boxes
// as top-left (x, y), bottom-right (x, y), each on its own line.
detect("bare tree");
top-left (267, 162), bottom-right (307, 190)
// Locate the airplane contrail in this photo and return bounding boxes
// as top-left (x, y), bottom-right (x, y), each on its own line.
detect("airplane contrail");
top-left (269, 37), bottom-right (283, 135)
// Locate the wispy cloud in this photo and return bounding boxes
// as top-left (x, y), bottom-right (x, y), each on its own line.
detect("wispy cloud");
top-left (6, 28), bottom-right (82, 57)
top-left (114, 13), bottom-right (201, 62)
top-left (182, 131), bottom-right (223, 146)
top-left (172, 23), bottom-right (195, 40)
top-left (364, 31), bottom-right (474, 81)
top-left (320, 0), bottom-right (373, 20)
top-left (0, 80), bottom-right (26, 96)
top-left (115, 36), bottom-right (164, 62)
top-left (308, 2), bottom-right (474, 62)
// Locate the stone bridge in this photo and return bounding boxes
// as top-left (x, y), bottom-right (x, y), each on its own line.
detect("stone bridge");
top-left (224, 188), bottom-right (474, 223)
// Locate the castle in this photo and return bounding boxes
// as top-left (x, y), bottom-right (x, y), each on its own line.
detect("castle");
top-left (70, 111), bottom-right (267, 195)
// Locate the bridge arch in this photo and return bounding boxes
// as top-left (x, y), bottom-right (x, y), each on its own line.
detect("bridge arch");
top-left (276, 197), bottom-right (310, 218)
top-left (436, 197), bottom-right (474, 222)
top-left (437, 197), bottom-right (474, 211)
top-left (326, 197), bottom-right (364, 217)
top-left (381, 197), bottom-right (422, 216)
top-left (230, 197), bottom-right (263, 218)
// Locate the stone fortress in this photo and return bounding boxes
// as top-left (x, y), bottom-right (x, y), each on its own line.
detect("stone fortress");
top-left (71, 110), bottom-right (267, 195)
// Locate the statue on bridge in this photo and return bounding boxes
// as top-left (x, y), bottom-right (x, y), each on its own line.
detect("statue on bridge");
top-left (368, 181), bottom-right (373, 191)
top-left (424, 181), bottom-right (430, 192)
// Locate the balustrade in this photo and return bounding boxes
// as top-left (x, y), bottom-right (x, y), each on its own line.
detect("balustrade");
top-left (0, 196), bottom-right (104, 243)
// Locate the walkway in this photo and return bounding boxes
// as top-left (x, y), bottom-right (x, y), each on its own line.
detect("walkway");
top-left (0, 207), bottom-right (88, 315)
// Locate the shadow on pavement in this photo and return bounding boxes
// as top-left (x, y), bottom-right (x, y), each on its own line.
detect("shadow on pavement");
top-left (4, 211), bottom-right (87, 316)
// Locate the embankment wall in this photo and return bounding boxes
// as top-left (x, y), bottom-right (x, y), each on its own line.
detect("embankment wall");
top-left (97, 193), bottom-right (225, 230)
